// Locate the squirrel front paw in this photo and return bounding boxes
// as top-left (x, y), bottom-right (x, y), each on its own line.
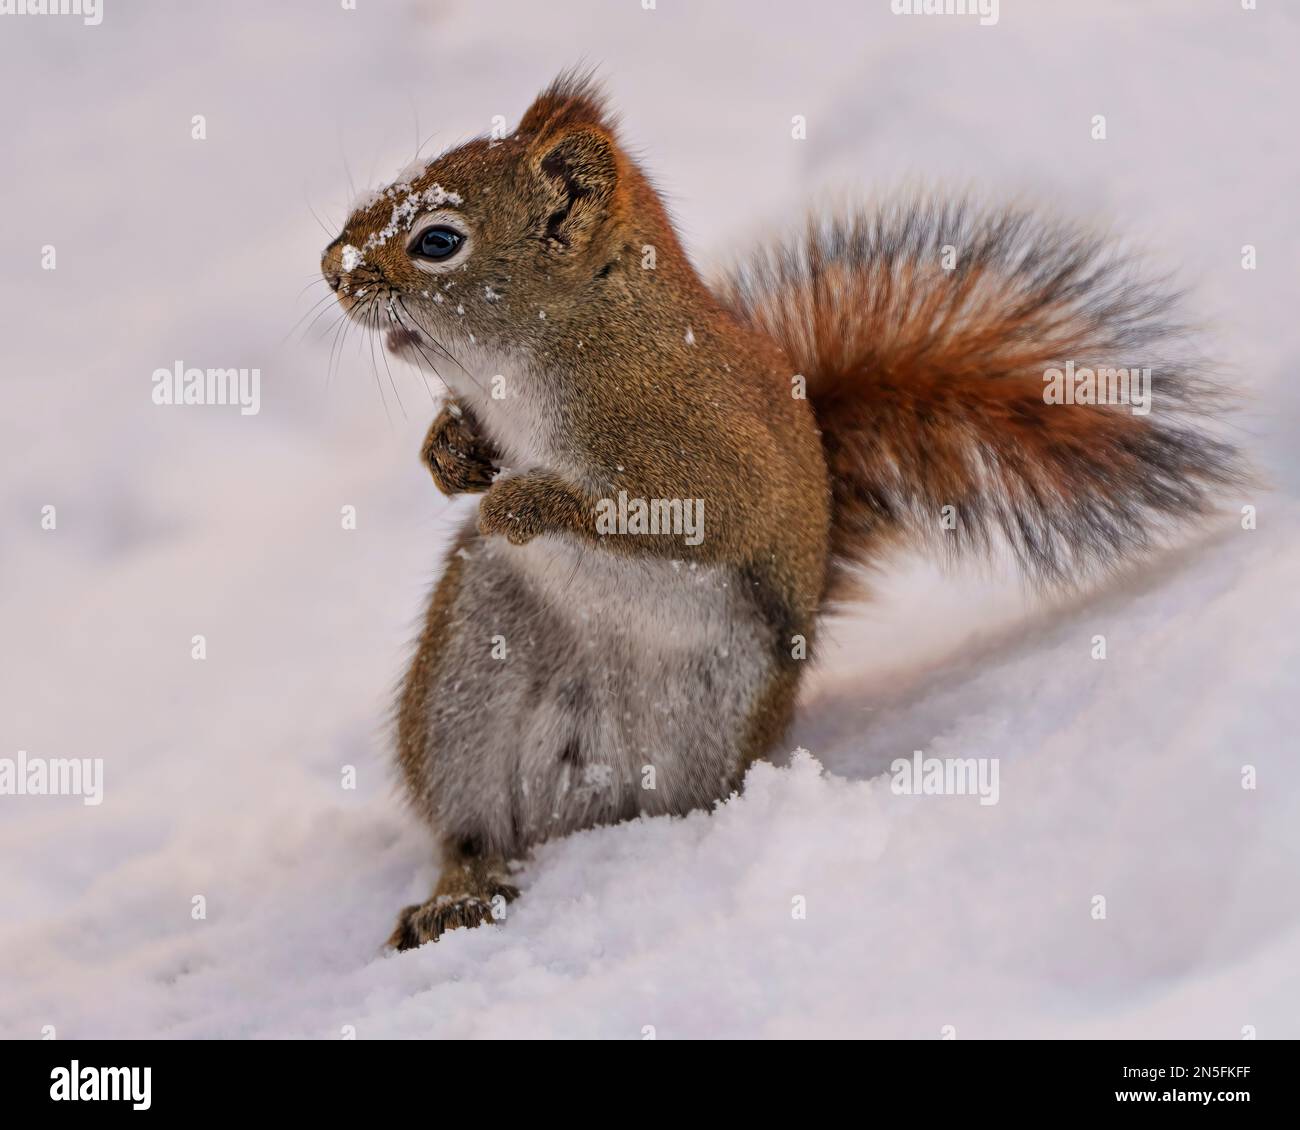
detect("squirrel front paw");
top-left (478, 475), bottom-right (552, 545)
top-left (421, 401), bottom-right (499, 496)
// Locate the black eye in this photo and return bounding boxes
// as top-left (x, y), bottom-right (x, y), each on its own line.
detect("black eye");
top-left (411, 226), bottom-right (464, 261)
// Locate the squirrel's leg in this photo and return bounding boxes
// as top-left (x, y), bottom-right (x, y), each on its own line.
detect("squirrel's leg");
top-left (479, 470), bottom-right (697, 556)
top-left (420, 400), bottom-right (500, 496)
top-left (476, 470), bottom-right (585, 545)
top-left (387, 838), bottom-right (520, 951)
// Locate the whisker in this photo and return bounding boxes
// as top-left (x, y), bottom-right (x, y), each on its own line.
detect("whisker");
top-left (284, 289), bottom-right (345, 347)
top-left (326, 305), bottom-right (352, 389)
top-left (305, 193), bottom-right (335, 239)
top-left (389, 303), bottom-right (438, 403)
top-left (376, 300), bottom-right (408, 419)
top-left (395, 296), bottom-right (484, 397)
top-left (363, 300), bottom-right (395, 425)
top-left (338, 123), bottom-right (357, 201)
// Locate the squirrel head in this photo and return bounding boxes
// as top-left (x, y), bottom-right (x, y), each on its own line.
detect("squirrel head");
top-left (321, 70), bottom-right (671, 370)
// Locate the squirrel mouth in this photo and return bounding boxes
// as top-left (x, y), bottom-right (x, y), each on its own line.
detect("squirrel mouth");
top-left (385, 327), bottom-right (423, 353)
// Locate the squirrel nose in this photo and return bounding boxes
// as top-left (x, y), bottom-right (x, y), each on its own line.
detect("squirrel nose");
top-left (321, 240), bottom-right (344, 292)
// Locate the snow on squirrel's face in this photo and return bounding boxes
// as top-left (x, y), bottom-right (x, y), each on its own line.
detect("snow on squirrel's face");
top-left (320, 120), bottom-right (631, 379)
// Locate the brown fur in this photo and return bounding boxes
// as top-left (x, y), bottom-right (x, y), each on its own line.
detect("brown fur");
top-left (394, 525), bottom-right (474, 818)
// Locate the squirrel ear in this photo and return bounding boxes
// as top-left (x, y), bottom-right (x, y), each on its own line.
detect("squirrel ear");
top-left (531, 126), bottom-right (620, 252)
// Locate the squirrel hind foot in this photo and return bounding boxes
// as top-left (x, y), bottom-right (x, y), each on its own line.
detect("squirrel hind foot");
top-left (387, 882), bottom-right (520, 951)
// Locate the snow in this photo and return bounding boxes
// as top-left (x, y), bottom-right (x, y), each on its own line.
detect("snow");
top-left (363, 184), bottom-right (464, 253)
top-left (1, 0), bottom-right (1298, 1039)
top-left (346, 188), bottom-right (382, 215)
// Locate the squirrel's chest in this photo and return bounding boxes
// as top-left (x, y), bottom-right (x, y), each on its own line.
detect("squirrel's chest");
top-left (493, 535), bottom-right (740, 652)
top-left (442, 346), bottom-right (564, 473)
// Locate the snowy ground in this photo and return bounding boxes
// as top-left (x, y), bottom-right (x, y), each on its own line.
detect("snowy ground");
top-left (2, 0), bottom-right (1299, 1039)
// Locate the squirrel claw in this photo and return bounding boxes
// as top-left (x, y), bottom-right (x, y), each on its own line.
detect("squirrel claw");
top-left (421, 403), bottom-right (499, 496)
top-left (387, 884), bottom-right (519, 951)
top-left (427, 447), bottom-right (497, 496)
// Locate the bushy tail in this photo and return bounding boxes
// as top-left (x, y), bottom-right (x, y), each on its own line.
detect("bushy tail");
top-left (717, 196), bottom-right (1245, 606)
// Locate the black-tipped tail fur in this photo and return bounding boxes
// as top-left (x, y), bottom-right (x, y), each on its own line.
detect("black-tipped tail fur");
top-left (718, 196), bottom-right (1246, 605)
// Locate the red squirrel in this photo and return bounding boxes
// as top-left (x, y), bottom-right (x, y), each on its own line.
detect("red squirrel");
top-left (320, 71), bottom-right (1242, 949)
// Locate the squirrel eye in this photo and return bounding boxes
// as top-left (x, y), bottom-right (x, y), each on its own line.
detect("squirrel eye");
top-left (410, 226), bottom-right (464, 261)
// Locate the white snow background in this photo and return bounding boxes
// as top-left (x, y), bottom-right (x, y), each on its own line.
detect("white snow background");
top-left (2, 0), bottom-right (1299, 1039)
